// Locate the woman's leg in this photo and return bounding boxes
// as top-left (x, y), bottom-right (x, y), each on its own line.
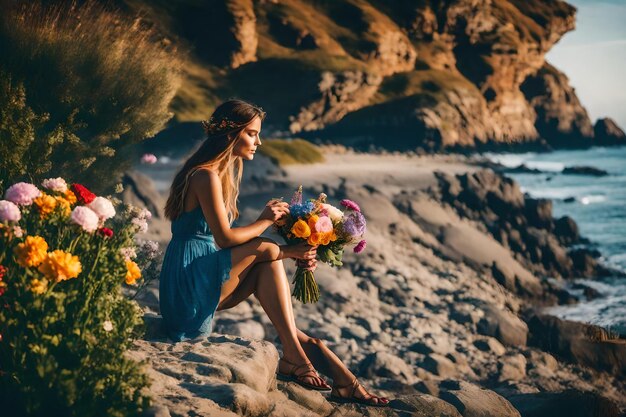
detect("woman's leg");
top-left (217, 244), bottom-right (328, 388)
top-left (297, 330), bottom-right (389, 404)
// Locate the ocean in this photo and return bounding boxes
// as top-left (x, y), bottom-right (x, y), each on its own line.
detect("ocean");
top-left (482, 145), bottom-right (626, 335)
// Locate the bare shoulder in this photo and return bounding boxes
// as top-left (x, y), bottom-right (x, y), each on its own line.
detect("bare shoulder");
top-left (189, 167), bottom-right (220, 189)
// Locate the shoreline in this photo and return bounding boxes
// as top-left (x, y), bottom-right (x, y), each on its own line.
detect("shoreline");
top-left (131, 147), bottom-right (626, 415)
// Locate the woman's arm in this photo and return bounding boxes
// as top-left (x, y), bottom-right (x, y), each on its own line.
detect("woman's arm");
top-left (192, 169), bottom-right (287, 248)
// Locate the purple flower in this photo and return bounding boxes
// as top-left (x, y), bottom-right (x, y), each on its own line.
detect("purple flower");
top-left (0, 200), bottom-right (21, 222)
top-left (340, 199), bottom-right (361, 212)
top-left (342, 211), bottom-right (366, 238)
top-left (5, 182), bottom-right (41, 206)
top-left (290, 186), bottom-right (303, 206)
top-left (353, 239), bottom-right (367, 253)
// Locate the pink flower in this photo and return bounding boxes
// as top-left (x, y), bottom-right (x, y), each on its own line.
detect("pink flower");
top-left (141, 153), bottom-right (158, 164)
top-left (353, 239), bottom-right (366, 253)
top-left (70, 206), bottom-right (100, 232)
top-left (139, 208), bottom-right (152, 220)
top-left (0, 200), bottom-right (21, 222)
top-left (314, 216), bottom-right (333, 233)
top-left (41, 177), bottom-right (68, 193)
top-left (5, 182), bottom-right (41, 206)
top-left (12, 226), bottom-right (24, 238)
top-left (340, 199), bottom-right (361, 212)
top-left (88, 196), bottom-right (116, 220)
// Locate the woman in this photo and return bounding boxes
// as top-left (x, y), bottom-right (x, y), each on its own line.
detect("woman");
top-left (159, 99), bottom-right (389, 407)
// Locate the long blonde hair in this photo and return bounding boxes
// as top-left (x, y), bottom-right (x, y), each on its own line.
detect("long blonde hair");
top-left (164, 99), bottom-right (266, 223)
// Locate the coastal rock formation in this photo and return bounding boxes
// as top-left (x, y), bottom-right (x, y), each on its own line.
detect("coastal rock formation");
top-left (131, 151), bottom-right (626, 415)
top-left (594, 118), bottom-right (626, 146)
top-left (130, 0), bottom-right (626, 151)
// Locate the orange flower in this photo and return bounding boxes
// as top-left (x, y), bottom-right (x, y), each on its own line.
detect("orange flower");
top-left (307, 215), bottom-right (319, 230)
top-left (54, 196), bottom-right (71, 216)
top-left (14, 236), bottom-right (49, 267)
top-left (30, 278), bottom-right (48, 294)
top-left (38, 250), bottom-right (82, 282)
top-left (64, 189), bottom-right (77, 205)
top-left (33, 193), bottom-right (57, 218)
top-left (291, 219), bottom-right (311, 239)
top-left (307, 232), bottom-right (323, 246)
top-left (320, 232), bottom-right (332, 246)
top-left (125, 259), bottom-right (141, 285)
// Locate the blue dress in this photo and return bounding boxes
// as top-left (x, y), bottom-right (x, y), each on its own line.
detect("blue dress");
top-left (159, 205), bottom-right (233, 342)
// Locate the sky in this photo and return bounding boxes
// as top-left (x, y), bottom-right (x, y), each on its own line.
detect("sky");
top-left (546, 0), bottom-right (626, 130)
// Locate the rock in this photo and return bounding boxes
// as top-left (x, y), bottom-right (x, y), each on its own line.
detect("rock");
top-left (358, 351), bottom-right (417, 384)
top-left (527, 314), bottom-right (626, 376)
top-left (438, 380), bottom-right (521, 417)
top-left (214, 319), bottom-right (266, 341)
top-left (477, 304), bottom-right (528, 347)
top-left (420, 353), bottom-right (457, 378)
top-left (142, 405), bottom-right (171, 417)
top-left (569, 248), bottom-right (600, 277)
top-left (594, 117), bottom-right (626, 146)
top-left (524, 198), bottom-right (553, 229)
top-left (473, 337), bottom-right (506, 356)
top-left (554, 216), bottom-right (579, 245)
top-left (277, 381), bottom-right (334, 416)
top-left (522, 350), bottom-right (558, 371)
top-left (122, 171), bottom-right (166, 219)
top-left (498, 353), bottom-right (527, 382)
top-left (507, 390), bottom-right (621, 417)
top-left (562, 166), bottom-right (609, 177)
top-left (390, 394), bottom-right (463, 417)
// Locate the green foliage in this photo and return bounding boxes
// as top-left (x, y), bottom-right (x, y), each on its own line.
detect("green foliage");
top-left (0, 180), bottom-right (155, 416)
top-left (0, 0), bottom-right (181, 193)
top-left (258, 138), bottom-right (325, 166)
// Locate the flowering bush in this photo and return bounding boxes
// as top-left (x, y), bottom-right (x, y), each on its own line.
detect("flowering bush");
top-left (0, 178), bottom-right (154, 416)
top-left (274, 186), bottom-right (367, 303)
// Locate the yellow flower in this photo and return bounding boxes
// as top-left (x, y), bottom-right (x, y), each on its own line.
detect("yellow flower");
top-left (30, 278), bottom-right (48, 294)
top-left (38, 250), bottom-right (82, 282)
top-left (291, 219), bottom-right (311, 238)
top-left (307, 232), bottom-right (323, 246)
top-left (320, 232), bottom-right (332, 246)
top-left (125, 259), bottom-right (141, 285)
top-left (54, 196), bottom-right (71, 216)
top-left (307, 215), bottom-right (319, 230)
top-left (64, 189), bottom-right (77, 205)
top-left (33, 193), bottom-right (57, 218)
top-left (14, 236), bottom-right (49, 267)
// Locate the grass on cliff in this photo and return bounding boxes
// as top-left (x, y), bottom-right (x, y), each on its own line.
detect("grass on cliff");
top-left (258, 139), bottom-right (325, 166)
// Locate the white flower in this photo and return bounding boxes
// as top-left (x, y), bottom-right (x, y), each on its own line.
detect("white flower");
top-left (103, 320), bottom-right (113, 332)
top-left (138, 208), bottom-right (152, 220)
top-left (0, 200), bottom-right (21, 222)
top-left (120, 247), bottom-right (137, 260)
top-left (70, 206), bottom-right (100, 233)
top-left (41, 177), bottom-right (68, 193)
top-left (320, 203), bottom-right (344, 222)
top-left (132, 217), bottom-right (148, 233)
top-left (88, 196), bottom-right (116, 220)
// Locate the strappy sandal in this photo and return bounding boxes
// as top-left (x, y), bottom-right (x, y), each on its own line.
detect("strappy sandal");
top-left (330, 377), bottom-right (390, 407)
top-left (276, 357), bottom-right (332, 392)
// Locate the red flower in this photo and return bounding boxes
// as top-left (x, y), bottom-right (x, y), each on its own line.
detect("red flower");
top-left (0, 265), bottom-right (6, 297)
top-left (98, 227), bottom-right (114, 238)
top-left (0, 265), bottom-right (6, 280)
top-left (71, 183), bottom-right (96, 205)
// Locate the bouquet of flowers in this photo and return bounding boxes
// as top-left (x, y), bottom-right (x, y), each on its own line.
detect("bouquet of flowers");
top-left (274, 186), bottom-right (367, 303)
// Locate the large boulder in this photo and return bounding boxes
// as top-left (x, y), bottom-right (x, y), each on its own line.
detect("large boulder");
top-left (477, 304), bottom-right (528, 347)
top-left (437, 380), bottom-right (521, 417)
top-left (527, 314), bottom-right (626, 377)
top-left (507, 390), bottom-right (620, 417)
top-left (594, 117), bottom-right (626, 146)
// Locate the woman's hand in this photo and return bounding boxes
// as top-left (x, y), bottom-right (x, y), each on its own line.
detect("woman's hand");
top-left (283, 242), bottom-right (318, 260)
top-left (258, 199), bottom-right (289, 223)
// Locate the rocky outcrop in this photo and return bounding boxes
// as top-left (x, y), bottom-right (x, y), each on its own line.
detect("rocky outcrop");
top-left (122, 170), bottom-right (165, 219)
top-left (430, 169), bottom-right (609, 282)
top-left (527, 314), bottom-right (626, 377)
top-left (137, 0), bottom-right (626, 151)
top-left (521, 62), bottom-right (594, 147)
top-left (594, 117), bottom-right (626, 146)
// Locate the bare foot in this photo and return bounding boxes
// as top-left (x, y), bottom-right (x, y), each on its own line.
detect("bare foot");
top-left (278, 357), bottom-right (331, 390)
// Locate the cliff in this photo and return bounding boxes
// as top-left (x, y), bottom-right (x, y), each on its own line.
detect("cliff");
top-left (123, 0), bottom-right (625, 151)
